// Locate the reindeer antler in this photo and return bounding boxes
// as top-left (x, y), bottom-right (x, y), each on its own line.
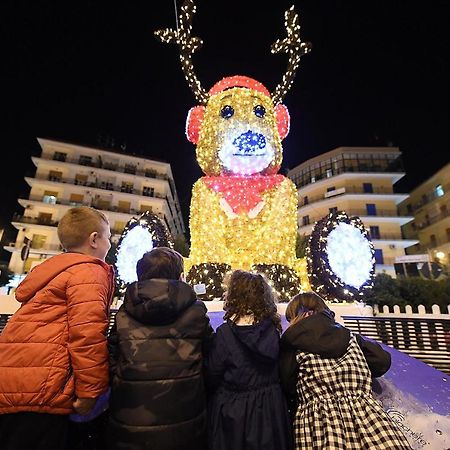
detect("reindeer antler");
top-left (271, 6), bottom-right (311, 105)
top-left (155, 0), bottom-right (209, 105)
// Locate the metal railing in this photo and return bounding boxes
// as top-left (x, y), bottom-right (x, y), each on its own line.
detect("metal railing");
top-left (40, 153), bottom-right (170, 180)
top-left (32, 174), bottom-right (167, 199)
top-left (300, 186), bottom-right (401, 207)
top-left (343, 315), bottom-right (450, 374)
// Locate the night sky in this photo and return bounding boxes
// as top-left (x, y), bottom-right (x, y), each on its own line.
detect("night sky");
top-left (2, 0), bottom-right (450, 249)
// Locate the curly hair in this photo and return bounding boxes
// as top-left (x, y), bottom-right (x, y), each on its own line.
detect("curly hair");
top-left (223, 270), bottom-right (282, 333)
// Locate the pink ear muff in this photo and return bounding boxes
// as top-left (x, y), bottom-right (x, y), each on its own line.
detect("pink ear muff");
top-left (185, 106), bottom-right (205, 144)
top-left (275, 103), bottom-right (290, 140)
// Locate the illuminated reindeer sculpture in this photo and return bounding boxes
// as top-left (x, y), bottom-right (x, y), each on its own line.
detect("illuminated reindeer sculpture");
top-left (156, 0), bottom-right (311, 297)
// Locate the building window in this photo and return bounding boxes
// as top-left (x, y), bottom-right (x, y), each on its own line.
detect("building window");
top-left (38, 212), bottom-right (53, 225)
top-left (435, 184), bottom-right (444, 197)
top-left (406, 203), bottom-right (412, 214)
top-left (124, 164), bottom-right (136, 175)
top-left (430, 234), bottom-right (437, 247)
top-left (374, 249), bottom-right (384, 264)
top-left (329, 207), bottom-right (338, 214)
top-left (302, 215), bottom-right (310, 226)
top-left (142, 186), bottom-right (155, 197)
top-left (79, 155), bottom-right (93, 166)
top-left (140, 204), bottom-right (153, 213)
top-left (48, 170), bottom-right (63, 182)
top-left (363, 183), bottom-right (373, 193)
top-left (303, 196), bottom-right (309, 205)
top-left (327, 186), bottom-right (336, 192)
top-left (366, 204), bottom-right (377, 216)
top-left (53, 151), bottom-right (67, 162)
top-left (121, 182), bottom-right (134, 193)
top-left (69, 193), bottom-right (84, 205)
top-left (369, 226), bottom-right (380, 239)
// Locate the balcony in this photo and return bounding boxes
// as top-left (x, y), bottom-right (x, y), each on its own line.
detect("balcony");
top-left (416, 210), bottom-right (450, 231)
top-left (409, 183), bottom-right (449, 212)
top-left (39, 153), bottom-right (169, 180)
top-left (4, 242), bottom-right (63, 255)
top-left (20, 196), bottom-right (169, 219)
top-left (31, 174), bottom-right (167, 200)
top-left (12, 214), bottom-right (59, 227)
top-left (299, 185), bottom-right (406, 207)
top-left (291, 153), bottom-right (404, 189)
top-left (369, 232), bottom-right (403, 240)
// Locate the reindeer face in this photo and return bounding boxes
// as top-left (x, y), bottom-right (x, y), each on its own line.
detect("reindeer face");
top-left (195, 87), bottom-right (283, 176)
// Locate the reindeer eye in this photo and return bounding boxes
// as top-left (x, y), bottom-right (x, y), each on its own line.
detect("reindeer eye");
top-left (220, 105), bottom-right (234, 119)
top-left (254, 105), bottom-right (266, 118)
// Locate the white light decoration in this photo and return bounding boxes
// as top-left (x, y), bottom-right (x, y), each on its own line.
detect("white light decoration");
top-left (307, 211), bottom-right (375, 302)
top-left (326, 223), bottom-right (374, 289)
top-left (115, 211), bottom-right (174, 289)
top-left (218, 124), bottom-right (275, 175)
top-left (116, 226), bottom-right (155, 284)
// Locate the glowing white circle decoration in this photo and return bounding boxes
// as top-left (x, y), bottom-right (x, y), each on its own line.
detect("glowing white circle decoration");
top-left (326, 223), bottom-right (374, 289)
top-left (114, 211), bottom-right (174, 288)
top-left (307, 211), bottom-right (375, 302)
top-left (115, 226), bottom-right (155, 284)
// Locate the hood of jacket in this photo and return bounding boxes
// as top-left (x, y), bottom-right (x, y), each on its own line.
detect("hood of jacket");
top-left (124, 278), bottom-right (197, 325)
top-left (229, 318), bottom-right (279, 364)
top-left (281, 311), bottom-right (350, 359)
top-left (15, 252), bottom-right (112, 304)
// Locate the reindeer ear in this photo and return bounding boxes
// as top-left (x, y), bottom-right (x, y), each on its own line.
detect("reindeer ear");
top-left (185, 106), bottom-right (205, 144)
top-left (274, 103), bottom-right (290, 140)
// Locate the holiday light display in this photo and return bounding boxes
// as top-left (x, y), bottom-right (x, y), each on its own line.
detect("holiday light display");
top-left (186, 263), bottom-right (232, 300)
top-left (115, 211), bottom-right (173, 288)
top-left (307, 211), bottom-right (375, 302)
top-left (156, 0), bottom-right (310, 297)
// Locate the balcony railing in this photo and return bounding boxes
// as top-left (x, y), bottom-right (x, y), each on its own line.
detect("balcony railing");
top-left (7, 242), bottom-right (63, 252)
top-left (415, 236), bottom-right (450, 251)
top-left (33, 174), bottom-right (167, 199)
top-left (416, 209), bottom-right (450, 230)
top-left (40, 153), bottom-right (170, 180)
top-left (299, 185), bottom-right (400, 207)
top-left (12, 214), bottom-right (59, 227)
top-left (409, 182), bottom-right (450, 212)
top-left (369, 233), bottom-right (404, 240)
top-left (299, 209), bottom-right (408, 226)
top-left (291, 154), bottom-right (404, 189)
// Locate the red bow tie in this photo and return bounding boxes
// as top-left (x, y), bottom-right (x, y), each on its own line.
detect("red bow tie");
top-left (203, 175), bottom-right (285, 214)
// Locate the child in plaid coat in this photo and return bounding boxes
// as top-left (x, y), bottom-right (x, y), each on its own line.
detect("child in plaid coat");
top-left (279, 292), bottom-right (410, 450)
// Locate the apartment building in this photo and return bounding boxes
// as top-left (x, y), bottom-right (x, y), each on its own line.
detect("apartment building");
top-left (288, 147), bottom-right (418, 277)
top-left (399, 163), bottom-right (450, 266)
top-left (5, 138), bottom-right (185, 274)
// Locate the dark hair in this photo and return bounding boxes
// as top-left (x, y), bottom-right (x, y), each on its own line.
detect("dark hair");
top-left (223, 270), bottom-right (282, 333)
top-left (136, 247), bottom-right (184, 281)
top-left (285, 291), bottom-right (334, 323)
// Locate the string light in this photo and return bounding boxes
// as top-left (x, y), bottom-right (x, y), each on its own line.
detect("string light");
top-left (186, 263), bottom-right (232, 300)
top-left (307, 211), bottom-right (375, 302)
top-left (156, 0), bottom-right (312, 297)
top-left (115, 211), bottom-right (173, 289)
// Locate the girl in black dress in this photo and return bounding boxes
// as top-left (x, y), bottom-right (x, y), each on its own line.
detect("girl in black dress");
top-left (207, 270), bottom-right (292, 450)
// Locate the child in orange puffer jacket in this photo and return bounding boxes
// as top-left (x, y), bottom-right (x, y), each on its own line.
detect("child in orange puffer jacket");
top-left (0, 206), bottom-right (115, 450)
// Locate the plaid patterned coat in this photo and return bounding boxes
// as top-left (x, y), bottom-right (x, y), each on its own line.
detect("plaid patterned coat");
top-left (293, 335), bottom-right (410, 449)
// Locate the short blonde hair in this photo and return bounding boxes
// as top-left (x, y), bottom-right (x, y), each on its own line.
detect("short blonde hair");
top-left (58, 207), bottom-right (109, 250)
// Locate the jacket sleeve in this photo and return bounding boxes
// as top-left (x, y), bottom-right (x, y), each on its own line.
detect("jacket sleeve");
top-left (279, 344), bottom-right (299, 401)
top-left (355, 334), bottom-right (391, 377)
top-left (66, 265), bottom-right (110, 398)
top-left (205, 328), bottom-right (227, 391)
top-left (108, 319), bottom-right (119, 380)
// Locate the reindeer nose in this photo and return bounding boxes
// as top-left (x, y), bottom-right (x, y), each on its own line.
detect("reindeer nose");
top-left (232, 130), bottom-right (266, 153)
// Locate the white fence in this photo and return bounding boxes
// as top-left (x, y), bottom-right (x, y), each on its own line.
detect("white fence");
top-left (373, 304), bottom-right (450, 318)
